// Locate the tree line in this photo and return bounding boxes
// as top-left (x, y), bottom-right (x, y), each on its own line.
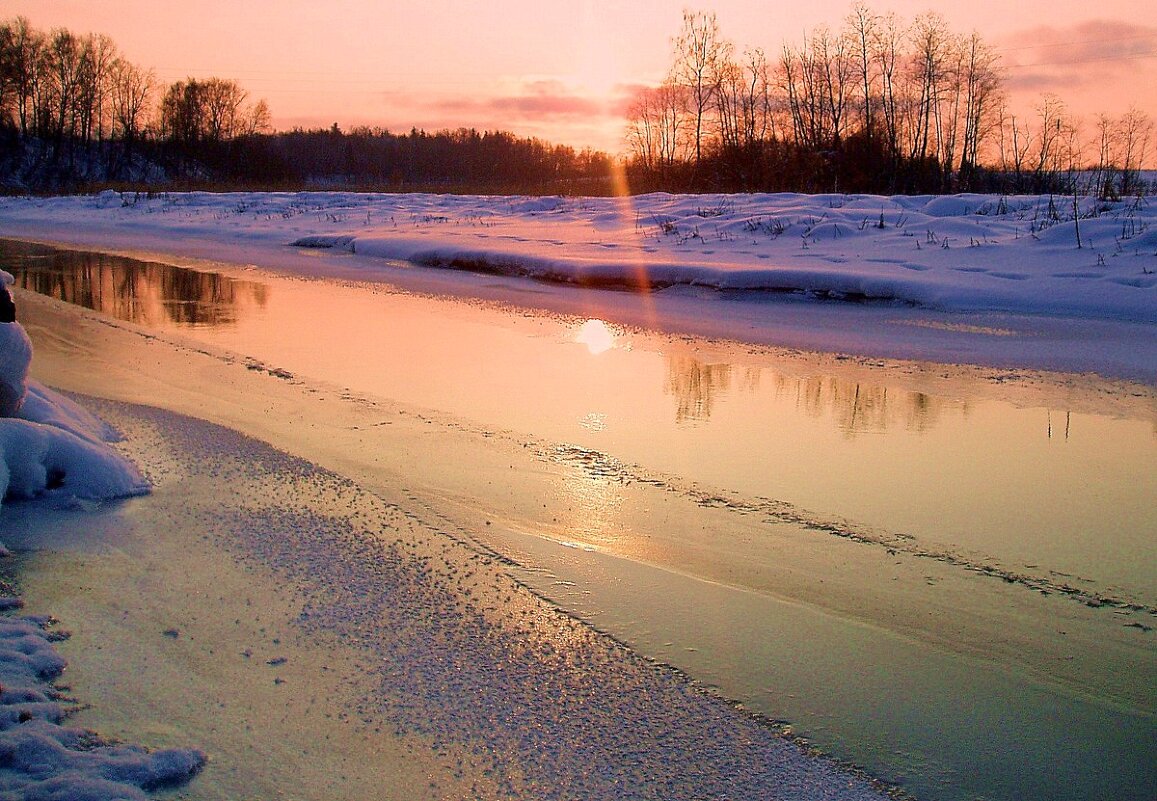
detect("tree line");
top-left (217, 125), bottom-right (614, 193)
top-left (1, 11), bottom-right (1152, 196)
top-left (0, 16), bottom-right (612, 193)
top-left (0, 16), bottom-right (274, 188)
top-left (625, 5), bottom-right (1153, 195)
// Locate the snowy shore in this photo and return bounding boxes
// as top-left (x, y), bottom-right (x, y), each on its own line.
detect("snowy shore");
top-left (0, 271), bottom-right (205, 799)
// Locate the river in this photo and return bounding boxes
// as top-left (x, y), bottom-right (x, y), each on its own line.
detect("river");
top-left (4, 238), bottom-right (1155, 801)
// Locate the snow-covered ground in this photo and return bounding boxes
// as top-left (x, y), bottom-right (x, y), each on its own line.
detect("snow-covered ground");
top-left (1, 189), bottom-right (1154, 324)
top-left (1, 189), bottom-right (1153, 383)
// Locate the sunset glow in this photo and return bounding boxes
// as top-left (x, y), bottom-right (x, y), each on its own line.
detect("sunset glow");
top-left (3, 0), bottom-right (1153, 154)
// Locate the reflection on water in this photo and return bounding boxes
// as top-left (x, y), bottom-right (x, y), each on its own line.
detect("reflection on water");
top-left (665, 353), bottom-right (734, 423)
top-left (779, 373), bottom-right (955, 435)
top-left (665, 351), bottom-right (955, 434)
top-left (0, 239), bottom-right (267, 328)
top-left (574, 318), bottom-right (616, 355)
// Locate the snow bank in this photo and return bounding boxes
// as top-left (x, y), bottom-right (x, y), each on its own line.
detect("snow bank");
top-left (2, 190), bottom-right (1153, 325)
top-left (0, 274), bottom-right (148, 518)
top-left (0, 612), bottom-right (206, 800)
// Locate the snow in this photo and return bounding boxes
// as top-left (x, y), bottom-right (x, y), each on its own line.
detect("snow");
top-left (0, 189), bottom-right (1152, 327)
top-left (0, 613), bottom-right (206, 801)
top-left (0, 272), bottom-right (148, 520)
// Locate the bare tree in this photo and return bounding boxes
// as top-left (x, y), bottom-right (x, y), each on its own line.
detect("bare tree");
top-left (80, 33), bottom-right (117, 142)
top-left (872, 11), bottom-right (906, 167)
top-left (740, 47), bottom-right (775, 146)
top-left (160, 76), bottom-right (254, 144)
top-left (671, 10), bottom-right (732, 165)
top-left (1116, 108), bottom-right (1153, 196)
top-left (201, 77), bottom-right (247, 141)
top-left (43, 28), bottom-right (83, 140)
top-left (109, 57), bottom-right (154, 143)
top-left (1032, 93), bottom-right (1075, 187)
top-left (626, 80), bottom-right (690, 174)
top-left (715, 55), bottom-right (744, 151)
top-left (780, 26), bottom-right (852, 150)
top-left (245, 98), bottom-right (272, 136)
top-left (845, 3), bottom-right (881, 137)
top-left (0, 17), bottom-right (41, 136)
top-left (907, 12), bottom-right (952, 163)
top-left (958, 32), bottom-right (1002, 179)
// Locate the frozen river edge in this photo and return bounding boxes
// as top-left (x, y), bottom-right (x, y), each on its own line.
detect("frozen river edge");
top-left (4, 295), bottom-right (900, 799)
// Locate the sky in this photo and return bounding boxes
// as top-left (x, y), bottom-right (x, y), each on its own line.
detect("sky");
top-left (2, 0), bottom-right (1155, 154)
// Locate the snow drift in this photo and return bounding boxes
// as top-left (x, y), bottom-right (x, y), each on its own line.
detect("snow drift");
top-left (0, 270), bottom-right (148, 518)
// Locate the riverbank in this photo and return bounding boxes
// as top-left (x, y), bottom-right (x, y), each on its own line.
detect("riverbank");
top-left (2, 189), bottom-right (1153, 799)
top-left (5, 281), bottom-right (901, 799)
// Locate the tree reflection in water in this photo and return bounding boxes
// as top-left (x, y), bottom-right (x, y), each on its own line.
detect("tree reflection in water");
top-left (664, 352), bottom-right (734, 424)
top-left (665, 349), bottom-right (962, 435)
top-left (1, 240), bottom-right (267, 329)
top-left (783, 373), bottom-right (958, 435)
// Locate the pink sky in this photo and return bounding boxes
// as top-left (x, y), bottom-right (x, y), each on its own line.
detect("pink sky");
top-left (2, 0), bottom-right (1154, 154)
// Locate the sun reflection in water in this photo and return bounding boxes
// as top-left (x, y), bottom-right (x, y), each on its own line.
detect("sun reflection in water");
top-left (560, 469), bottom-right (623, 548)
top-left (574, 318), bottom-right (615, 355)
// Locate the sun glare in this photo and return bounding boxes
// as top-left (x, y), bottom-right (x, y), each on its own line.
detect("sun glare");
top-left (575, 318), bottom-right (615, 355)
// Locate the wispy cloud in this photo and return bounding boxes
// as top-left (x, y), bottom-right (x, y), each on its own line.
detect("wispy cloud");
top-left (999, 20), bottom-right (1157, 96)
top-left (365, 80), bottom-right (638, 150)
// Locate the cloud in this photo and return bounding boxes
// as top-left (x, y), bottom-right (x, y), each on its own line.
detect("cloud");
top-left (1000, 20), bottom-right (1157, 95)
top-left (374, 79), bottom-right (638, 126)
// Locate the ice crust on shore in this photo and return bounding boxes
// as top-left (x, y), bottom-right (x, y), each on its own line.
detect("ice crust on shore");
top-left (85, 397), bottom-right (893, 801)
top-left (0, 611), bottom-right (206, 801)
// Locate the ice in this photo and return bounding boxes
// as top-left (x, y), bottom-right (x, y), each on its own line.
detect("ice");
top-left (0, 613), bottom-right (206, 801)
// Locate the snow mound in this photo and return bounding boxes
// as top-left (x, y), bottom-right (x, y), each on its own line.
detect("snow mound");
top-left (0, 302), bottom-right (147, 515)
top-left (0, 412), bottom-right (149, 506)
top-left (0, 379), bottom-right (148, 515)
top-left (0, 613), bottom-right (206, 800)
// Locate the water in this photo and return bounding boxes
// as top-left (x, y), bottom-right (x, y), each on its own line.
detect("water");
top-left (5, 239), bottom-right (1155, 801)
